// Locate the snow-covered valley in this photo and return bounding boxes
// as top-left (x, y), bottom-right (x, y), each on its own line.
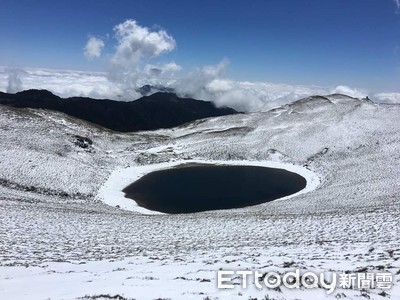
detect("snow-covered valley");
top-left (0, 94), bottom-right (399, 299)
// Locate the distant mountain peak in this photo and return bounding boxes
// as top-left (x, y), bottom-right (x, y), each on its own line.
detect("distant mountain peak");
top-left (15, 89), bottom-right (59, 99)
top-left (136, 84), bottom-right (175, 96)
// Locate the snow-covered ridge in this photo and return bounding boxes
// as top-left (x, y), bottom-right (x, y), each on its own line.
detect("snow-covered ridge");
top-left (0, 93), bottom-right (399, 299)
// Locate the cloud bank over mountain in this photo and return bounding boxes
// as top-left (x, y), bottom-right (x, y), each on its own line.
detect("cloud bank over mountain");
top-left (2, 18), bottom-right (399, 112)
top-left (2, 66), bottom-right (399, 113)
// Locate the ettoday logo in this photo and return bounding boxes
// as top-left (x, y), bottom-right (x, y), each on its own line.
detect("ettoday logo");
top-left (217, 270), bottom-right (393, 294)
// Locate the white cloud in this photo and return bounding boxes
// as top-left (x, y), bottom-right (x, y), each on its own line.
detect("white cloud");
top-left (6, 68), bottom-right (25, 93)
top-left (373, 92), bottom-right (400, 104)
top-left (104, 20), bottom-right (177, 95)
top-left (206, 79), bottom-right (234, 93)
top-left (84, 37), bottom-right (105, 59)
top-left (202, 59), bottom-right (229, 77)
top-left (330, 85), bottom-right (367, 99)
top-left (171, 59), bottom-right (231, 103)
top-left (172, 60), bottom-right (330, 111)
top-left (143, 61), bottom-right (182, 77)
top-left (162, 61), bottom-right (182, 73)
top-left (2, 67), bottom-right (399, 111)
top-left (215, 89), bottom-right (265, 112)
top-left (395, 0), bottom-right (400, 9)
top-left (111, 20), bottom-right (176, 68)
top-left (0, 67), bottom-right (128, 100)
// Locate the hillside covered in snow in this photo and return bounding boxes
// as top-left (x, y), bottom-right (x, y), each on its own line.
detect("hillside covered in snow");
top-left (0, 93), bottom-right (399, 299)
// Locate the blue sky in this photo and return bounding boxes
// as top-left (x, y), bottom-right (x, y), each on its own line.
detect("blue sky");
top-left (1, 0), bottom-right (400, 92)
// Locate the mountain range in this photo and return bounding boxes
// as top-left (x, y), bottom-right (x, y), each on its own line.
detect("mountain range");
top-left (0, 89), bottom-right (238, 132)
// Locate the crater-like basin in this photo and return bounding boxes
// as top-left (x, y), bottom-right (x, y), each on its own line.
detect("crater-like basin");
top-left (123, 164), bottom-right (307, 213)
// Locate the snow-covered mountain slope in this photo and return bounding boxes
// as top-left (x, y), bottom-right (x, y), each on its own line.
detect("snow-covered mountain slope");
top-left (0, 94), bottom-right (399, 300)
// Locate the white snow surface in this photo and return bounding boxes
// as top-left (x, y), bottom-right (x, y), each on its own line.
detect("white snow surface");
top-left (0, 94), bottom-right (399, 299)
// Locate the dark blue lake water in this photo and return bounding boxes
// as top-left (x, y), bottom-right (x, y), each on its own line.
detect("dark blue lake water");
top-left (123, 164), bottom-right (306, 213)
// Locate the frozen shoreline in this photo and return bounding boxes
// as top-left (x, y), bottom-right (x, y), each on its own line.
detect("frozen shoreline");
top-left (95, 159), bottom-right (320, 215)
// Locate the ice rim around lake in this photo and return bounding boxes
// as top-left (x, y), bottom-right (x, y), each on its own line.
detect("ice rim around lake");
top-left (95, 160), bottom-right (321, 215)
